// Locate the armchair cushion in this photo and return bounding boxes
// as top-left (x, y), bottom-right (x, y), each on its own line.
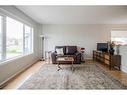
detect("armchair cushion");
top-left (66, 46), bottom-right (77, 55)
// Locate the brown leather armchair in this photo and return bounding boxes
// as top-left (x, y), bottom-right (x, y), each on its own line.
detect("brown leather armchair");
top-left (51, 46), bottom-right (81, 64)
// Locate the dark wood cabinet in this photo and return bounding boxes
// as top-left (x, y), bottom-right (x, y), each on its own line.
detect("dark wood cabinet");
top-left (93, 50), bottom-right (121, 70)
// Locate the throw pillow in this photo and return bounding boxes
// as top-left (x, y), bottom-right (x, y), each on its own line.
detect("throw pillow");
top-left (56, 48), bottom-right (64, 55)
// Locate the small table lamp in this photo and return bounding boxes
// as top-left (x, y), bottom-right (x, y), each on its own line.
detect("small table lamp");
top-left (80, 47), bottom-right (85, 53)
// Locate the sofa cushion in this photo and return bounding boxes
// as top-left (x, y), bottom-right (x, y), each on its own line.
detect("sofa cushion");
top-left (66, 46), bottom-right (77, 55)
top-left (55, 46), bottom-right (66, 54)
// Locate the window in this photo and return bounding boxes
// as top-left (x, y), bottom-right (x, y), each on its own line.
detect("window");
top-left (0, 16), bottom-right (2, 60)
top-left (6, 17), bottom-right (23, 59)
top-left (111, 30), bottom-right (127, 45)
top-left (0, 15), bottom-right (33, 62)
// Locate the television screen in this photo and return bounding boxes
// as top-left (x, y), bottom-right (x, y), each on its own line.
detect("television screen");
top-left (97, 43), bottom-right (108, 52)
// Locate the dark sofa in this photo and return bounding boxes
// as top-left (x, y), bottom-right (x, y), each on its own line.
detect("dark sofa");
top-left (51, 46), bottom-right (81, 64)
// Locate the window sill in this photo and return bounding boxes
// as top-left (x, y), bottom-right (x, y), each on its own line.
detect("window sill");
top-left (0, 52), bottom-right (34, 65)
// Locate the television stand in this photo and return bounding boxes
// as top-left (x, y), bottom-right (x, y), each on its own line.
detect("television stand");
top-left (93, 50), bottom-right (121, 70)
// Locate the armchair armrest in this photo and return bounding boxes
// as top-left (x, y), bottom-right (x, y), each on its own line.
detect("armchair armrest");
top-left (75, 52), bottom-right (81, 64)
top-left (51, 52), bottom-right (57, 64)
top-left (75, 52), bottom-right (81, 56)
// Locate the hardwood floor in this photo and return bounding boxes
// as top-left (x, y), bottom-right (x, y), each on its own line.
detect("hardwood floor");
top-left (3, 60), bottom-right (127, 89)
top-left (95, 61), bottom-right (127, 86)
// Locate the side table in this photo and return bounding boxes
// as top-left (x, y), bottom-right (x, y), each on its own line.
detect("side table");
top-left (45, 51), bottom-right (52, 63)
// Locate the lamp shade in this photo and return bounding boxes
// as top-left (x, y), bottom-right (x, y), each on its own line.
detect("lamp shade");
top-left (80, 48), bottom-right (85, 51)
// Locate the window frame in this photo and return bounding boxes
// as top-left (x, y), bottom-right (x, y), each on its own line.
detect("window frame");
top-left (0, 15), bottom-right (6, 61)
top-left (111, 29), bottom-right (127, 46)
top-left (0, 14), bottom-right (34, 63)
top-left (0, 15), bottom-right (3, 60)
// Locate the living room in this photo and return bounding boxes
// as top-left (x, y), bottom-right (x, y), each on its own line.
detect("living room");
top-left (0, 2), bottom-right (127, 93)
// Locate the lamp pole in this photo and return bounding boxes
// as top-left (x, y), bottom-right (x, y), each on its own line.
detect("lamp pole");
top-left (40, 35), bottom-right (45, 61)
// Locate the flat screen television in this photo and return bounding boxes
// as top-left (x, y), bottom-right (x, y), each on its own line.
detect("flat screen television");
top-left (97, 43), bottom-right (108, 52)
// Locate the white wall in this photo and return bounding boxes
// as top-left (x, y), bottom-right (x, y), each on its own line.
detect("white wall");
top-left (0, 6), bottom-right (42, 85)
top-left (120, 46), bottom-right (127, 73)
top-left (42, 24), bottom-right (111, 58)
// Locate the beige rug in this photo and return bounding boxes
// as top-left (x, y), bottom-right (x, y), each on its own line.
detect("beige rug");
top-left (18, 63), bottom-right (126, 89)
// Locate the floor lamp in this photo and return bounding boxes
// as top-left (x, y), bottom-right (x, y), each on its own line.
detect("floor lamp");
top-left (40, 35), bottom-right (45, 61)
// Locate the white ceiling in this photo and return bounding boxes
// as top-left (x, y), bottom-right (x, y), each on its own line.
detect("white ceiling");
top-left (16, 6), bottom-right (127, 24)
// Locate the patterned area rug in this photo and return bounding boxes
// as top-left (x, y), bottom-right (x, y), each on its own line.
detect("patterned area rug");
top-left (18, 63), bottom-right (126, 89)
